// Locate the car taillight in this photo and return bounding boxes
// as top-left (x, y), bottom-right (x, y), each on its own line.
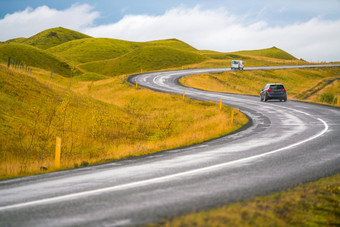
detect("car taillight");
top-left (282, 89), bottom-right (286, 91)
top-left (266, 89), bottom-right (272, 92)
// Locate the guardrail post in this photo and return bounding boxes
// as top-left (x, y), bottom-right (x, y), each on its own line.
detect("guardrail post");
top-left (55, 137), bottom-right (61, 168)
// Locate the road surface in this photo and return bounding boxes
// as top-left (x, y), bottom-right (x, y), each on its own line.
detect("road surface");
top-left (1, 65), bottom-right (340, 226)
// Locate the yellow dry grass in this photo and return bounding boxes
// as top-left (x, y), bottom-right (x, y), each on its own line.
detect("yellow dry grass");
top-left (0, 64), bottom-right (248, 179)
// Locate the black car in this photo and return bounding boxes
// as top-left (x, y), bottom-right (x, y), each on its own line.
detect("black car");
top-left (260, 83), bottom-right (287, 102)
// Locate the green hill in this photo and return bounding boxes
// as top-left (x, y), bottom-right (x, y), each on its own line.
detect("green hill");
top-left (145, 38), bottom-right (198, 52)
top-left (79, 46), bottom-right (207, 76)
top-left (0, 43), bottom-right (80, 77)
top-left (2, 27), bottom-right (302, 80)
top-left (233, 47), bottom-right (297, 60)
top-left (48, 38), bottom-right (140, 63)
top-left (48, 38), bottom-right (198, 64)
top-left (4, 37), bottom-right (26, 43)
top-left (22, 27), bottom-right (91, 49)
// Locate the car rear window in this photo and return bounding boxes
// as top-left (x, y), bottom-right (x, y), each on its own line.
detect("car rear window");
top-left (270, 85), bottom-right (284, 89)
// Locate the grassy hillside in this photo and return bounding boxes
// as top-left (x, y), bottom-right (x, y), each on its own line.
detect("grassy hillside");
top-left (48, 38), bottom-right (198, 64)
top-left (0, 43), bottom-right (80, 77)
top-left (145, 38), bottom-right (198, 52)
top-left (150, 173), bottom-right (340, 226)
top-left (4, 37), bottom-right (26, 43)
top-left (48, 38), bottom-right (140, 63)
top-left (22, 27), bottom-right (91, 49)
top-left (180, 67), bottom-right (340, 106)
top-left (80, 46), bottom-right (207, 76)
top-left (0, 64), bottom-right (247, 178)
top-left (233, 47), bottom-right (297, 60)
top-left (2, 27), bottom-right (307, 81)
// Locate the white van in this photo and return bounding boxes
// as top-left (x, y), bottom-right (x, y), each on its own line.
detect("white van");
top-left (231, 60), bottom-right (244, 70)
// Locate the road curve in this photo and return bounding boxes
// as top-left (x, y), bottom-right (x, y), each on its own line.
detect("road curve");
top-left (1, 65), bottom-right (340, 226)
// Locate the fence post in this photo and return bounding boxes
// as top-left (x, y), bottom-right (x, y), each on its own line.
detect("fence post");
top-left (183, 91), bottom-right (185, 100)
top-left (55, 137), bottom-right (61, 168)
top-left (230, 109), bottom-right (234, 125)
top-left (136, 81), bottom-right (138, 88)
top-left (219, 98), bottom-right (222, 110)
top-left (7, 57), bottom-right (10, 68)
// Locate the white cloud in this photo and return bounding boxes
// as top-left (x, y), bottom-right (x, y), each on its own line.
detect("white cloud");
top-left (83, 5), bottom-right (340, 62)
top-left (1, 4), bottom-right (339, 61)
top-left (0, 4), bottom-right (99, 41)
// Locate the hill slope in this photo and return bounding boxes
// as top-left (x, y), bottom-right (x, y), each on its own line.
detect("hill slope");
top-left (233, 47), bottom-right (297, 60)
top-left (22, 27), bottom-right (91, 49)
top-left (48, 38), bottom-right (140, 63)
top-left (48, 37), bottom-right (199, 64)
top-left (2, 27), bottom-right (302, 80)
top-left (0, 43), bottom-right (81, 77)
top-left (80, 46), bottom-right (207, 76)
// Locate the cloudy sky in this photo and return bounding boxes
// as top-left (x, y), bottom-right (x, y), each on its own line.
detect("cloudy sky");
top-left (1, 0), bottom-right (340, 62)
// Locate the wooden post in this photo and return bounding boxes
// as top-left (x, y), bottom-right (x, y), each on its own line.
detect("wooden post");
top-left (219, 98), bottom-right (222, 110)
top-left (183, 91), bottom-right (185, 100)
top-left (230, 109), bottom-right (234, 125)
top-left (7, 57), bottom-right (10, 68)
top-left (55, 137), bottom-right (61, 168)
top-left (337, 97), bottom-right (340, 107)
top-left (136, 81), bottom-right (138, 88)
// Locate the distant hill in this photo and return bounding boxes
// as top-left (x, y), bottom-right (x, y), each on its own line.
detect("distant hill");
top-left (1, 27), bottom-right (301, 80)
top-left (4, 37), bottom-right (26, 44)
top-left (233, 47), bottom-right (297, 60)
top-left (48, 38), bottom-right (140, 63)
top-left (80, 46), bottom-right (206, 76)
top-left (21, 27), bottom-right (91, 49)
top-left (48, 37), bottom-right (198, 64)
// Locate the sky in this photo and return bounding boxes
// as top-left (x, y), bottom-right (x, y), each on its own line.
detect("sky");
top-left (0, 0), bottom-right (340, 62)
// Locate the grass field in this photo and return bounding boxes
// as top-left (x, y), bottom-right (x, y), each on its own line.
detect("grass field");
top-left (0, 63), bottom-right (247, 179)
top-left (149, 173), bottom-right (340, 226)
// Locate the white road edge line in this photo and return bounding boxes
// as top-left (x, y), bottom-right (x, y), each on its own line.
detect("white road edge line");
top-left (0, 118), bottom-right (328, 211)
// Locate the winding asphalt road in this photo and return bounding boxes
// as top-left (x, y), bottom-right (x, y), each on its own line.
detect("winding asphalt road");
top-left (1, 65), bottom-right (340, 226)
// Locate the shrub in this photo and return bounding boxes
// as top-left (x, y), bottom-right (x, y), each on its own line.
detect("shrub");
top-left (320, 93), bottom-right (334, 104)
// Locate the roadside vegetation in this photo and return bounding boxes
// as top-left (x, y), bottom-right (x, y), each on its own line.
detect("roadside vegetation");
top-left (180, 67), bottom-right (340, 106)
top-left (0, 63), bottom-right (247, 179)
top-left (149, 173), bottom-right (340, 226)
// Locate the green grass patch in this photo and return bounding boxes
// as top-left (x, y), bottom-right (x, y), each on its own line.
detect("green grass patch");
top-left (180, 67), bottom-right (340, 106)
top-left (74, 72), bottom-right (108, 81)
top-left (80, 46), bottom-right (207, 76)
top-left (149, 174), bottom-right (340, 226)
